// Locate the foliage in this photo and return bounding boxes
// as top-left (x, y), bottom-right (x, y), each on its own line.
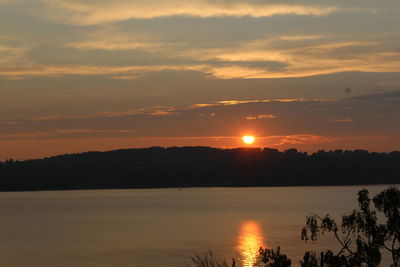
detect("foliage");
top-left (301, 186), bottom-right (400, 266)
top-left (189, 250), bottom-right (233, 267)
top-left (1, 147), bottom-right (399, 191)
top-left (257, 247), bottom-right (291, 267)
top-left (300, 252), bottom-right (319, 267)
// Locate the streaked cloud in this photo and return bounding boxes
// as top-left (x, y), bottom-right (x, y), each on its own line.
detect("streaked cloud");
top-left (202, 37), bottom-right (400, 78)
top-left (0, 121), bottom-right (20, 125)
top-left (331, 118), bottom-right (353, 123)
top-left (112, 75), bottom-right (140, 80)
top-left (0, 64), bottom-right (206, 79)
top-left (55, 129), bottom-right (137, 134)
top-left (0, 129), bottom-right (138, 141)
top-left (0, 44), bottom-right (29, 65)
top-left (267, 134), bottom-right (334, 146)
top-left (245, 114), bottom-right (277, 120)
top-left (0, 132), bottom-right (51, 139)
top-left (32, 115), bottom-right (64, 121)
top-left (65, 28), bottom-right (163, 51)
top-left (1, 24), bottom-right (399, 80)
top-left (278, 35), bottom-right (326, 41)
top-left (37, 0), bottom-right (338, 25)
top-left (21, 98), bottom-right (328, 122)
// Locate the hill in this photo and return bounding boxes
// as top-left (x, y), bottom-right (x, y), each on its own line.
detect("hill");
top-left (1, 147), bottom-right (399, 191)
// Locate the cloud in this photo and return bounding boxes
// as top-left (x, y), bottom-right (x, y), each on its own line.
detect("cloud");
top-left (27, 105), bottom-right (179, 121)
top-left (112, 75), bottom-right (140, 80)
top-left (88, 109), bottom-right (147, 119)
top-left (0, 129), bottom-right (138, 140)
top-left (37, 0), bottom-right (338, 25)
top-left (32, 115), bottom-right (64, 121)
top-left (278, 35), bottom-right (326, 41)
top-left (0, 64), bottom-right (206, 79)
top-left (1, 90), bottom-right (399, 160)
top-left (65, 29), bottom-right (163, 51)
top-left (262, 135), bottom-right (392, 147)
top-left (331, 118), bottom-right (352, 123)
top-left (148, 110), bottom-right (176, 116)
top-left (245, 114), bottom-right (277, 120)
top-left (56, 129), bottom-right (137, 134)
top-left (198, 37), bottom-right (400, 79)
top-left (22, 98), bottom-right (333, 122)
top-left (0, 132), bottom-right (326, 143)
top-left (0, 132), bottom-right (51, 139)
top-left (0, 121), bottom-right (20, 125)
top-left (1, 1), bottom-right (398, 81)
top-left (0, 44), bottom-right (30, 65)
top-left (2, 30), bottom-right (400, 80)
top-left (265, 134), bottom-right (335, 146)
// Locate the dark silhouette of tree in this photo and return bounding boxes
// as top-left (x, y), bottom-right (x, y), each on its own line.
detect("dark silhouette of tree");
top-left (0, 147), bottom-right (399, 191)
top-left (257, 247), bottom-right (292, 267)
top-left (301, 187), bottom-right (400, 266)
top-left (189, 250), bottom-right (231, 267)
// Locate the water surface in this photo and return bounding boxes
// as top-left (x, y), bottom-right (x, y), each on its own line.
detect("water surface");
top-left (0, 185), bottom-right (393, 266)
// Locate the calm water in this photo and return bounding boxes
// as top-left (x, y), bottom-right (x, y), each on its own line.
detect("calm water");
top-left (0, 185), bottom-right (394, 266)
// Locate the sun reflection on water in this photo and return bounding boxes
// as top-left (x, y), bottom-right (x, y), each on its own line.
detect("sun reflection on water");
top-left (236, 221), bottom-right (266, 267)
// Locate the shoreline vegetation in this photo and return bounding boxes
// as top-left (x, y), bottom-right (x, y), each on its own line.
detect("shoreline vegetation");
top-left (0, 146), bottom-right (399, 192)
top-left (189, 187), bottom-right (400, 267)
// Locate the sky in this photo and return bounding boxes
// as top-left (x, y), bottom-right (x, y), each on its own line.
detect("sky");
top-left (1, 0), bottom-right (400, 160)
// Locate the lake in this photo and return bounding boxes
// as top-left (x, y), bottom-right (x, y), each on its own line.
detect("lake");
top-left (0, 185), bottom-right (394, 266)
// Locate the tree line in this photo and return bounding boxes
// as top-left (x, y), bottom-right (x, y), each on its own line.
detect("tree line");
top-left (0, 147), bottom-right (399, 191)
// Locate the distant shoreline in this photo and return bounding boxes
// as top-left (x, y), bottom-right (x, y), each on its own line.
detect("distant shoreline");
top-left (1, 146), bottom-right (399, 192)
top-left (1, 183), bottom-right (399, 193)
top-left (1, 182), bottom-right (399, 193)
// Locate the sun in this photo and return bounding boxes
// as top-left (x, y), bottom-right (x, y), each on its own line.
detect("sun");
top-left (242, 135), bottom-right (255, 145)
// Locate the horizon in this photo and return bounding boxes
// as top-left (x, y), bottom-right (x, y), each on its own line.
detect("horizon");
top-left (2, 144), bottom-right (400, 162)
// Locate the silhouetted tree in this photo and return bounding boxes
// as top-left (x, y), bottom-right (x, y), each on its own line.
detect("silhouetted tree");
top-left (257, 247), bottom-right (292, 267)
top-left (301, 187), bottom-right (400, 266)
top-left (0, 147), bottom-right (399, 191)
top-left (189, 250), bottom-right (231, 267)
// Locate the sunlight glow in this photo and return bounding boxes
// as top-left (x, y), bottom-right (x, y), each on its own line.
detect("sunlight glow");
top-left (242, 135), bottom-right (255, 145)
top-left (236, 221), bottom-right (266, 267)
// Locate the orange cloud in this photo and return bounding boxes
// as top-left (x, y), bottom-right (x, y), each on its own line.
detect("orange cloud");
top-left (0, 121), bottom-right (20, 125)
top-left (147, 110), bottom-right (176, 116)
top-left (112, 75), bottom-right (140, 80)
top-left (0, 129), bottom-right (138, 141)
top-left (331, 118), bottom-right (353, 123)
top-left (39, 1), bottom-right (338, 25)
top-left (0, 64), bottom-right (207, 79)
top-left (32, 115), bottom-right (64, 121)
top-left (245, 114), bottom-right (277, 120)
top-left (268, 135), bottom-right (335, 146)
top-left (21, 98), bottom-right (333, 122)
top-left (2, 36), bottom-right (400, 80)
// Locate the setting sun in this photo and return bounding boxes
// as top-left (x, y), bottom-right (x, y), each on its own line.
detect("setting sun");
top-left (242, 135), bottom-right (255, 145)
